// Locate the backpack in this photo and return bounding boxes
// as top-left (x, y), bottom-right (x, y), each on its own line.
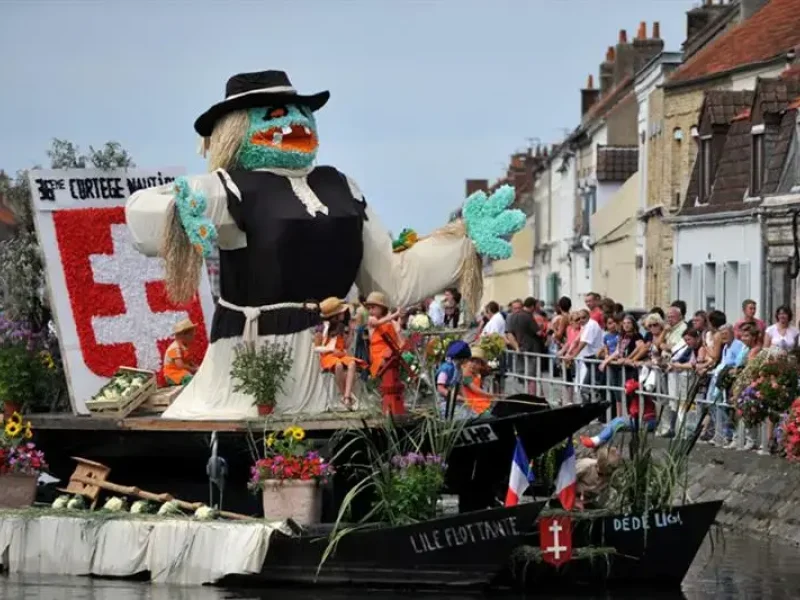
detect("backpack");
top-left (435, 361), bottom-right (457, 388)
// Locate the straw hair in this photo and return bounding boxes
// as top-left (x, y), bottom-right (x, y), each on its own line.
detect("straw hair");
top-left (207, 110), bottom-right (249, 172)
top-left (424, 220), bottom-right (482, 319)
top-left (162, 207), bottom-right (203, 304)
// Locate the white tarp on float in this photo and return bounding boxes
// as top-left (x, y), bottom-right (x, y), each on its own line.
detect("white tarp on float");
top-left (0, 515), bottom-right (287, 585)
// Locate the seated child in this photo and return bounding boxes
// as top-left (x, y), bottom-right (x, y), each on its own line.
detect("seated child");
top-left (315, 297), bottom-right (366, 408)
top-left (580, 379), bottom-right (656, 449)
top-left (435, 340), bottom-right (472, 417)
top-left (163, 319), bottom-right (198, 386)
top-left (456, 346), bottom-right (495, 419)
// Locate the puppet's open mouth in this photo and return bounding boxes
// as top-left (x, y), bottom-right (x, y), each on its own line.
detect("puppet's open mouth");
top-left (250, 125), bottom-right (318, 153)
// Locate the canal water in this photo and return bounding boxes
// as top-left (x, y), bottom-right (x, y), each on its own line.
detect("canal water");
top-left (2, 533), bottom-right (799, 599)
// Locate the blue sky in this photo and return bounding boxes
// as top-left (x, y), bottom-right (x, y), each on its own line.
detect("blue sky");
top-left (1, 0), bottom-right (694, 232)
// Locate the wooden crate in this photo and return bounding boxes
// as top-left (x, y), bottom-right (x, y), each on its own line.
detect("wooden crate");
top-left (136, 385), bottom-right (183, 414)
top-left (86, 367), bottom-right (156, 418)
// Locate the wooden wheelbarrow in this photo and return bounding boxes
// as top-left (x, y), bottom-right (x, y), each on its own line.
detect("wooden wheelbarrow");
top-left (58, 456), bottom-right (252, 520)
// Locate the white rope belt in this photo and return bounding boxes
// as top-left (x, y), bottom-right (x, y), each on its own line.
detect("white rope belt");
top-left (217, 298), bottom-right (319, 345)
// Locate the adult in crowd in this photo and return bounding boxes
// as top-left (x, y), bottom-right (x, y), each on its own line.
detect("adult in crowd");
top-left (565, 308), bottom-right (605, 403)
top-left (764, 305), bottom-right (799, 351)
top-left (670, 299), bottom-right (689, 328)
top-left (481, 301), bottom-right (506, 337)
top-left (601, 313), bottom-right (646, 416)
top-left (733, 299), bottom-right (766, 339)
top-left (660, 306), bottom-right (688, 353)
top-left (505, 297), bottom-right (543, 394)
top-left (425, 296), bottom-right (445, 327)
top-left (585, 292), bottom-right (604, 327)
top-left (662, 327), bottom-right (704, 437)
top-left (691, 310), bottom-right (712, 348)
top-left (443, 287), bottom-right (462, 328)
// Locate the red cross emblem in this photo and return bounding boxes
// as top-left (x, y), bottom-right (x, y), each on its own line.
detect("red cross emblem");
top-left (52, 206), bottom-right (208, 378)
top-left (539, 515), bottom-right (573, 567)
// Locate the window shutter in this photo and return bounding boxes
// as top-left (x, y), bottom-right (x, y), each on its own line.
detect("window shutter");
top-left (737, 261), bottom-right (751, 316)
top-left (671, 267), bottom-right (680, 304)
top-left (691, 265), bottom-right (703, 315)
top-left (715, 263), bottom-right (726, 314)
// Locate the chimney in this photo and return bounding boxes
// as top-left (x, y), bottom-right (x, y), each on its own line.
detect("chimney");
top-left (684, 2), bottom-right (731, 58)
top-left (632, 21), bottom-right (665, 72)
top-left (465, 179), bottom-right (488, 197)
top-left (600, 46), bottom-right (615, 95)
top-left (741, 0), bottom-right (769, 21)
top-left (613, 29), bottom-right (634, 86)
top-left (581, 74), bottom-right (600, 116)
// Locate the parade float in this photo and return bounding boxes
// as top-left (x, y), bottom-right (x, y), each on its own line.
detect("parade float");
top-left (0, 69), bottom-right (722, 591)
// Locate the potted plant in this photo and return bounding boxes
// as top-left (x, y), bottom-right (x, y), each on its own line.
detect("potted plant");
top-left (231, 341), bottom-right (294, 416)
top-left (249, 426), bottom-right (334, 524)
top-left (384, 452), bottom-right (447, 524)
top-left (0, 412), bottom-right (48, 508)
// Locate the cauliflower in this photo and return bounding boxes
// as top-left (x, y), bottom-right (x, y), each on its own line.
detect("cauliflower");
top-left (130, 500), bottom-right (153, 514)
top-left (103, 497), bottom-right (128, 512)
top-left (157, 500), bottom-right (183, 516)
top-left (66, 495), bottom-right (86, 510)
top-left (51, 495), bottom-right (70, 509)
top-left (409, 314), bottom-right (432, 331)
top-left (193, 505), bottom-right (218, 520)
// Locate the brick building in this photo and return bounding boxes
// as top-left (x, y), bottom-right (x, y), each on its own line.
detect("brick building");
top-left (644, 0), bottom-right (797, 308)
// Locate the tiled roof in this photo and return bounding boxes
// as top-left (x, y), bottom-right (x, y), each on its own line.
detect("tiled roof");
top-left (582, 76), bottom-right (634, 124)
top-left (596, 146), bottom-right (638, 182)
top-left (698, 90), bottom-right (755, 134)
top-left (764, 109), bottom-right (796, 193)
top-left (669, 0), bottom-right (800, 85)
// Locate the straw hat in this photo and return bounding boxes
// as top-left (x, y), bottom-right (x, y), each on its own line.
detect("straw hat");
top-left (469, 346), bottom-right (487, 361)
top-left (364, 291), bottom-right (389, 310)
top-left (320, 297), bottom-right (349, 319)
top-left (174, 319), bottom-right (196, 335)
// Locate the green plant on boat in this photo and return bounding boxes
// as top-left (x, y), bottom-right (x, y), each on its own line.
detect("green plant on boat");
top-left (319, 410), bottom-right (469, 570)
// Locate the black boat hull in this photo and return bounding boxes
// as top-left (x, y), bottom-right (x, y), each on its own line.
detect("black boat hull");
top-left (218, 501), bottom-right (720, 591)
top-left (249, 502), bottom-right (546, 588)
top-left (511, 500), bottom-right (724, 590)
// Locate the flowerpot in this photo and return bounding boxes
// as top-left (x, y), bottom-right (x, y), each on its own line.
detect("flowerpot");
top-left (3, 401), bottom-right (21, 420)
top-left (257, 404), bottom-right (274, 416)
top-left (0, 473), bottom-right (38, 509)
top-left (262, 479), bottom-right (321, 524)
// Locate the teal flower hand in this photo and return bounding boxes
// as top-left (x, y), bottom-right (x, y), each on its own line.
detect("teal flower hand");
top-left (462, 184), bottom-right (526, 260)
top-left (172, 176), bottom-right (217, 258)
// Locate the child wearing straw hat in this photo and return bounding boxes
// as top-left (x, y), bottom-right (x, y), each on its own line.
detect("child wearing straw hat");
top-left (456, 346), bottom-right (495, 418)
top-left (163, 319), bottom-right (198, 386)
top-left (314, 297), bottom-right (366, 407)
top-left (364, 291), bottom-right (404, 379)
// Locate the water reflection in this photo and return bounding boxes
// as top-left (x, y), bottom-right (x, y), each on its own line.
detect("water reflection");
top-left (2, 534), bottom-right (800, 600)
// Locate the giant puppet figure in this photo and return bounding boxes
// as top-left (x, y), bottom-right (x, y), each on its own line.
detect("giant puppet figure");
top-left (126, 70), bottom-right (524, 419)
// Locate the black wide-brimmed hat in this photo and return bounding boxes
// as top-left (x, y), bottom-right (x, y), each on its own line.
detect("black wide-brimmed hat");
top-left (194, 70), bottom-right (330, 137)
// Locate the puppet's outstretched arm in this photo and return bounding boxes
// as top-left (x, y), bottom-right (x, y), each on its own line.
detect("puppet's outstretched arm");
top-left (354, 180), bottom-right (524, 318)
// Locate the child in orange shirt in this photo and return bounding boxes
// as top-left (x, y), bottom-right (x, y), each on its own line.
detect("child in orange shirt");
top-left (364, 291), bottom-right (404, 378)
top-left (163, 319), bottom-right (198, 386)
top-left (315, 297), bottom-right (366, 407)
top-left (457, 346), bottom-right (494, 418)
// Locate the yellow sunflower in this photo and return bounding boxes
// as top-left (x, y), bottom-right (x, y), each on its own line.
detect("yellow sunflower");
top-left (24, 422), bottom-right (33, 439)
top-left (8, 411), bottom-right (22, 426)
top-left (265, 433), bottom-right (276, 448)
top-left (283, 426), bottom-right (298, 438)
top-left (292, 427), bottom-right (306, 441)
top-left (5, 420), bottom-right (22, 438)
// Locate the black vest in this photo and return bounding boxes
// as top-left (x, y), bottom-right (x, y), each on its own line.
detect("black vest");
top-left (211, 167), bottom-right (365, 342)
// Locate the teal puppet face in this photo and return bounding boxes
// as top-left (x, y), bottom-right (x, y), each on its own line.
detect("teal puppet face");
top-left (236, 104), bottom-right (319, 171)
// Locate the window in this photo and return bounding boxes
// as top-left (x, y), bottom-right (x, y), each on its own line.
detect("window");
top-left (704, 262), bottom-right (717, 311)
top-left (698, 137), bottom-right (713, 203)
top-left (750, 132), bottom-right (765, 196)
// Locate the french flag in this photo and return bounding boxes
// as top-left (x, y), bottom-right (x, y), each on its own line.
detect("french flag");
top-left (505, 437), bottom-right (535, 507)
top-left (555, 437), bottom-right (577, 510)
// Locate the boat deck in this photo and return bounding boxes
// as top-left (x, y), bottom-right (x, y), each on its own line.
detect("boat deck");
top-left (28, 411), bottom-right (383, 433)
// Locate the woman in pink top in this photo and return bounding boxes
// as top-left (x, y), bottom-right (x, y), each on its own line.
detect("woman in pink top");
top-left (556, 312), bottom-right (582, 405)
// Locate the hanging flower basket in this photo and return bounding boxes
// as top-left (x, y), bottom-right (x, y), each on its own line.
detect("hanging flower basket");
top-left (257, 404), bottom-right (274, 416)
top-left (261, 479), bottom-right (322, 524)
top-left (0, 473), bottom-right (38, 508)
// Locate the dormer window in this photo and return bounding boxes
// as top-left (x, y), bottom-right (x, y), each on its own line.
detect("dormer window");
top-left (698, 136), bottom-right (713, 203)
top-left (750, 123), bottom-right (765, 197)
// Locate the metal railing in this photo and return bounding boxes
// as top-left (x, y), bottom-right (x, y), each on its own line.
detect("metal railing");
top-left (500, 349), bottom-right (771, 452)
